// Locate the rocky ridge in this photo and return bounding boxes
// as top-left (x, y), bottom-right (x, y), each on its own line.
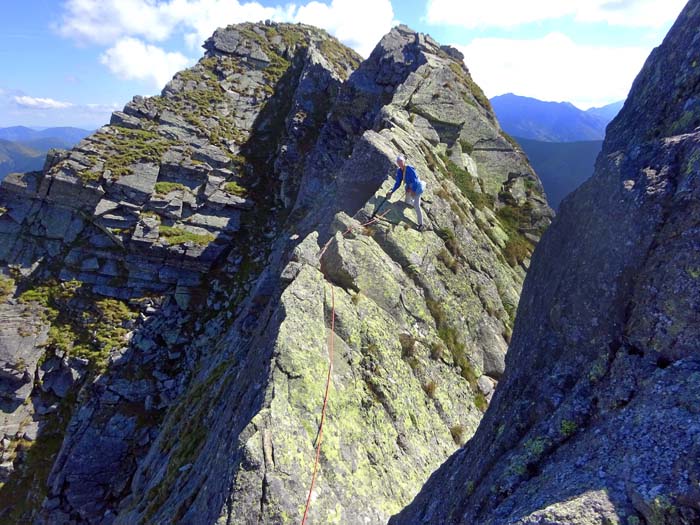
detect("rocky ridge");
top-left (392, 1), bottom-right (700, 524)
top-left (1, 21), bottom-right (360, 523)
top-left (0, 22), bottom-right (550, 524)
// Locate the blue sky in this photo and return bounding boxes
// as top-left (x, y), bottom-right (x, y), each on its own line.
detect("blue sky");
top-left (0, 0), bottom-right (687, 129)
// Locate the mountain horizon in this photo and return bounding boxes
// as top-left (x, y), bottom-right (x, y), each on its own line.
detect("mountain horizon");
top-left (489, 94), bottom-right (621, 207)
top-left (490, 92), bottom-right (624, 142)
top-left (0, 1), bottom-right (698, 522)
top-left (0, 21), bottom-right (552, 523)
top-left (514, 136), bottom-right (603, 209)
top-left (394, 1), bottom-right (700, 522)
top-left (0, 126), bottom-right (93, 181)
top-left (0, 125), bottom-right (93, 143)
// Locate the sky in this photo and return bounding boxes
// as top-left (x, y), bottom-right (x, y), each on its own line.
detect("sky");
top-left (0, 0), bottom-right (688, 129)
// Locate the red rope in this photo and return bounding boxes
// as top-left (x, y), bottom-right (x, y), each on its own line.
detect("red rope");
top-left (317, 209), bottom-right (390, 260)
top-left (300, 203), bottom-right (393, 524)
top-left (301, 284), bottom-right (334, 525)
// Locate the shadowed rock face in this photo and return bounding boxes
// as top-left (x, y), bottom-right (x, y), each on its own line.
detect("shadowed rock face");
top-left (391, 2), bottom-right (700, 524)
top-left (0, 23), bottom-right (360, 304)
top-left (0, 22), bottom-right (550, 525)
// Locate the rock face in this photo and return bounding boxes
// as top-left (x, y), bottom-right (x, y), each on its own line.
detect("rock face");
top-left (0, 23), bottom-right (359, 302)
top-left (0, 22), bottom-right (550, 525)
top-left (392, 2), bottom-right (700, 524)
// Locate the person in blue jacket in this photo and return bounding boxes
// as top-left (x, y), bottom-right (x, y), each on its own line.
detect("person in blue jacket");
top-left (388, 155), bottom-right (426, 231)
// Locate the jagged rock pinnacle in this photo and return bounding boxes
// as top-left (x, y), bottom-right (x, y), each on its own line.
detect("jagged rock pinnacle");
top-left (0, 20), bottom-right (552, 525)
top-left (392, 1), bottom-right (700, 523)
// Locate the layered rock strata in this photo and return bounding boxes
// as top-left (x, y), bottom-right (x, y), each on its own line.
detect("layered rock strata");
top-left (0, 22), bottom-right (550, 525)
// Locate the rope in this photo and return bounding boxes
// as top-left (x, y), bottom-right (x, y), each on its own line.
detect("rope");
top-left (301, 284), bottom-right (334, 525)
top-left (317, 206), bottom-right (392, 260)
top-left (300, 195), bottom-right (397, 524)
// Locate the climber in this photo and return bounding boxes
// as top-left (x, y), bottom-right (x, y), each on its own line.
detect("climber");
top-left (388, 154), bottom-right (426, 231)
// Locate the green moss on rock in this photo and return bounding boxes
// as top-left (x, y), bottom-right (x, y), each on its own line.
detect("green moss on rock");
top-left (560, 419), bottom-right (577, 437)
top-left (159, 226), bottom-right (215, 246)
top-left (144, 360), bottom-right (233, 522)
top-left (441, 156), bottom-right (494, 211)
top-left (319, 36), bottom-right (362, 73)
top-left (0, 275), bottom-right (14, 302)
top-left (93, 128), bottom-right (175, 179)
top-left (449, 61), bottom-right (492, 112)
top-left (223, 181), bottom-right (247, 196)
top-left (0, 393), bottom-right (76, 523)
top-left (18, 280), bottom-right (136, 372)
top-left (495, 204), bottom-right (536, 268)
top-left (474, 392), bottom-right (488, 412)
top-left (154, 182), bottom-right (187, 195)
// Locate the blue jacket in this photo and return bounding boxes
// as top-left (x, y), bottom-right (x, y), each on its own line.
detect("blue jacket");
top-left (392, 165), bottom-right (424, 194)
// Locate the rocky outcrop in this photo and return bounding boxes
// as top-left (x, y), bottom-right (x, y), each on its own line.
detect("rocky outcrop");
top-left (0, 292), bottom-right (50, 484)
top-left (0, 22), bottom-right (361, 524)
top-left (392, 2), bottom-right (700, 524)
top-left (102, 26), bottom-right (549, 525)
top-left (0, 22), bottom-right (358, 303)
top-left (0, 22), bottom-right (550, 525)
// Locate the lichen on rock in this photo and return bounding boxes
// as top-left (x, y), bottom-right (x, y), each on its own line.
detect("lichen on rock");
top-left (391, 2), bottom-right (700, 524)
top-left (0, 20), bottom-right (552, 525)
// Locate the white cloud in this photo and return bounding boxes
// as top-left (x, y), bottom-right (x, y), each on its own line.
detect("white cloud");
top-left (57, 0), bottom-right (292, 47)
top-left (100, 37), bottom-right (193, 88)
top-left (177, 0), bottom-right (394, 56)
top-left (174, 0), bottom-right (294, 51)
top-left (455, 33), bottom-right (650, 109)
top-left (0, 88), bottom-right (119, 128)
top-left (14, 95), bottom-right (74, 109)
top-left (57, 0), bottom-right (178, 44)
top-left (85, 102), bottom-right (119, 109)
top-left (58, 0), bottom-right (394, 58)
top-left (293, 0), bottom-right (395, 57)
top-left (426, 0), bottom-right (687, 29)
top-left (575, 0), bottom-right (688, 27)
top-left (427, 0), bottom-right (572, 29)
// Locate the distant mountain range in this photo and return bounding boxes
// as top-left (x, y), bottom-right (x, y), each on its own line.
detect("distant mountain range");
top-left (490, 93), bottom-right (623, 142)
top-left (0, 139), bottom-right (47, 176)
top-left (1, 95), bottom-right (620, 208)
top-left (489, 94), bottom-right (623, 208)
top-left (0, 126), bottom-right (92, 143)
top-left (0, 126), bottom-right (92, 180)
top-left (514, 137), bottom-right (603, 209)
